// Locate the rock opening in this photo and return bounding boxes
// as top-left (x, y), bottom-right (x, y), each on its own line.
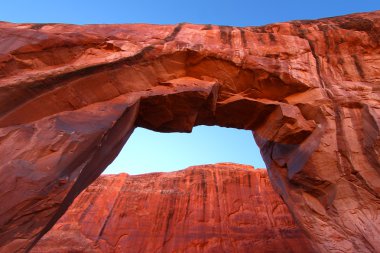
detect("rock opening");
top-left (103, 126), bottom-right (266, 175)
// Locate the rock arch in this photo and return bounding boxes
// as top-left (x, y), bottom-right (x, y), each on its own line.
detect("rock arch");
top-left (0, 11), bottom-right (379, 253)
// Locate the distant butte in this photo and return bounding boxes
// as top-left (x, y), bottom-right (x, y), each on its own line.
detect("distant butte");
top-left (0, 10), bottom-right (379, 253)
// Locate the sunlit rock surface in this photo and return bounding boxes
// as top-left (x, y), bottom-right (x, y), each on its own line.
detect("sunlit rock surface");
top-left (0, 11), bottom-right (379, 253)
top-left (32, 164), bottom-right (314, 253)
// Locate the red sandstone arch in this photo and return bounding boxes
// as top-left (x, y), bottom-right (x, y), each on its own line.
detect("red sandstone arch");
top-left (0, 11), bottom-right (379, 253)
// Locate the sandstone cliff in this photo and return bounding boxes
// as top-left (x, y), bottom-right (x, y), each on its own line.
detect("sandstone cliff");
top-left (32, 164), bottom-right (314, 253)
top-left (0, 11), bottom-right (379, 253)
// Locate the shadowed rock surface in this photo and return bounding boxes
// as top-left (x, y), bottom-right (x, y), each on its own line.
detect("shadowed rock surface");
top-left (0, 11), bottom-right (379, 253)
top-left (32, 164), bottom-right (315, 253)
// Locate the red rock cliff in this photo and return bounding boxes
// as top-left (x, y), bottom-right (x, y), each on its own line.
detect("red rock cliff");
top-left (0, 11), bottom-right (379, 253)
top-left (32, 164), bottom-right (314, 253)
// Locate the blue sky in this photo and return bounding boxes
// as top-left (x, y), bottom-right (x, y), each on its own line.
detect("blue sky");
top-left (106, 127), bottom-right (264, 174)
top-left (1, 1), bottom-right (379, 26)
top-left (2, 1), bottom-right (378, 174)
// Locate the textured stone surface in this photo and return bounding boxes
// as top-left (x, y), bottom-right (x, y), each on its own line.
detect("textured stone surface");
top-left (32, 164), bottom-right (314, 253)
top-left (0, 11), bottom-right (379, 253)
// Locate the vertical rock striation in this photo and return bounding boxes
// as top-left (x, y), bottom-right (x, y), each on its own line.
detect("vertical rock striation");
top-left (32, 164), bottom-right (314, 253)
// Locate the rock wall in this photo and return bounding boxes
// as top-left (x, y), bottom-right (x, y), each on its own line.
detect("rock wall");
top-left (0, 11), bottom-right (379, 253)
top-left (32, 164), bottom-right (314, 253)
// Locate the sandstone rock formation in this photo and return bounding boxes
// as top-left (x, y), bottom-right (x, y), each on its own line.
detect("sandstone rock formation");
top-left (0, 11), bottom-right (379, 253)
top-left (32, 164), bottom-right (314, 253)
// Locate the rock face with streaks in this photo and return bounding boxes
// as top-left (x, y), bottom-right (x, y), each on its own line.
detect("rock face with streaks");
top-left (0, 11), bottom-right (379, 253)
top-left (32, 164), bottom-right (315, 253)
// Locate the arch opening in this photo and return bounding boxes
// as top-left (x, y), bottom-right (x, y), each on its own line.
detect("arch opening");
top-left (103, 126), bottom-right (266, 175)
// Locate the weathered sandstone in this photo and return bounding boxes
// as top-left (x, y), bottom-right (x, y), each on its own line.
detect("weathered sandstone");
top-left (32, 164), bottom-right (314, 253)
top-left (0, 11), bottom-right (379, 253)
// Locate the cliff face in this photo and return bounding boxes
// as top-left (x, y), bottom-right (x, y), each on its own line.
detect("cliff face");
top-left (0, 11), bottom-right (379, 253)
top-left (32, 164), bottom-right (314, 253)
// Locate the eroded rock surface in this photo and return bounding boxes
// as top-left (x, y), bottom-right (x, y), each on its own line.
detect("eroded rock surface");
top-left (32, 164), bottom-right (314, 253)
top-left (0, 11), bottom-right (379, 253)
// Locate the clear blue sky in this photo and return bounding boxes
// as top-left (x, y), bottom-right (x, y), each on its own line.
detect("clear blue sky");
top-left (106, 127), bottom-right (264, 174)
top-left (2, 1), bottom-right (378, 174)
top-left (1, 1), bottom-right (379, 26)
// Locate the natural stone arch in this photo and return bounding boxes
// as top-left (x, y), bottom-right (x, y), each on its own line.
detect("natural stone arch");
top-left (0, 11), bottom-right (379, 253)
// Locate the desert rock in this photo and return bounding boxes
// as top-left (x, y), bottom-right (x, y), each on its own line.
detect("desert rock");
top-left (32, 164), bottom-right (314, 253)
top-left (0, 11), bottom-right (379, 253)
